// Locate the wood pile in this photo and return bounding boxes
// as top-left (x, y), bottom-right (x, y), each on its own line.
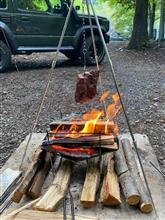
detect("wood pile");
top-left (2, 137), bottom-right (153, 220)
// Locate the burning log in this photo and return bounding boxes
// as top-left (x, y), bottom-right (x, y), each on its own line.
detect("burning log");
top-left (49, 121), bottom-right (116, 135)
top-left (12, 149), bottom-right (44, 203)
top-left (27, 153), bottom-right (52, 199)
top-left (33, 159), bottom-right (72, 212)
top-left (75, 70), bottom-right (99, 104)
top-left (121, 138), bottom-right (153, 213)
top-left (80, 158), bottom-right (100, 208)
top-left (100, 153), bottom-right (121, 206)
top-left (42, 135), bottom-right (116, 147)
top-left (114, 143), bottom-right (140, 205)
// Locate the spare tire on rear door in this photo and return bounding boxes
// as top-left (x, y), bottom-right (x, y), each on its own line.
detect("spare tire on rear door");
top-left (0, 40), bottom-right (12, 73)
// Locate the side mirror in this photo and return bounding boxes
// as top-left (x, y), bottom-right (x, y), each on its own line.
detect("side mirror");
top-left (75, 5), bottom-right (80, 11)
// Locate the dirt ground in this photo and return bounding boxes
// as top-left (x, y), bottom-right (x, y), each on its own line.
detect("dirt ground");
top-left (1, 41), bottom-right (165, 172)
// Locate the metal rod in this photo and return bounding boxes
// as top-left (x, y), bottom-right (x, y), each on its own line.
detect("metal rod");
top-left (89, 0), bottom-right (158, 218)
top-left (63, 196), bottom-right (67, 220)
top-left (19, 0), bottom-right (75, 169)
top-left (69, 190), bottom-right (75, 220)
top-left (150, 161), bottom-right (165, 179)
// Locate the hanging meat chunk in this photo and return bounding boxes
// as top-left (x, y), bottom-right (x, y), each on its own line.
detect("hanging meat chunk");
top-left (75, 70), bottom-right (99, 104)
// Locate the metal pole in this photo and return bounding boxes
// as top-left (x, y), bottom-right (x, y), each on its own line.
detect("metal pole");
top-left (20, 0), bottom-right (75, 169)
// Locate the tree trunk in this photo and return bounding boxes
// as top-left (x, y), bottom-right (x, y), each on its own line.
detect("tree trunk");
top-left (159, 0), bottom-right (165, 43)
top-left (149, 2), bottom-right (156, 39)
top-left (128, 0), bottom-right (149, 49)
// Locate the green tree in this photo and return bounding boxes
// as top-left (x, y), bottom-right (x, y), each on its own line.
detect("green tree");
top-left (107, 0), bottom-right (135, 37)
top-left (149, 0), bottom-right (156, 39)
top-left (159, 0), bottom-right (165, 43)
top-left (128, 0), bottom-right (149, 49)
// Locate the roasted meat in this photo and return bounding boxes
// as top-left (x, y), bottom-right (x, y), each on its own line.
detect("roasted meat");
top-left (75, 70), bottom-right (99, 104)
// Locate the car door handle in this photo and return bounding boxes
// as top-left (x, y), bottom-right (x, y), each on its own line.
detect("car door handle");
top-left (20, 16), bottom-right (30, 22)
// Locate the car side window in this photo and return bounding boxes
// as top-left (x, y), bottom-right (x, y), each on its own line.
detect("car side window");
top-left (50, 0), bottom-right (62, 12)
top-left (17, 0), bottom-right (48, 12)
top-left (0, 0), bottom-right (6, 8)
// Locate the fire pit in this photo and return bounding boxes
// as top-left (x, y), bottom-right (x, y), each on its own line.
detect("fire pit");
top-left (41, 93), bottom-right (121, 160)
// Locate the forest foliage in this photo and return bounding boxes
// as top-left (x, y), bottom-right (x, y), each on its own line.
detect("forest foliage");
top-left (103, 0), bottom-right (162, 38)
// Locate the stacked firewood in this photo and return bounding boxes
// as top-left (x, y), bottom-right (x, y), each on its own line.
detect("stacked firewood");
top-left (12, 149), bottom-right (53, 203)
top-left (100, 138), bottom-right (153, 213)
top-left (10, 138), bottom-right (153, 217)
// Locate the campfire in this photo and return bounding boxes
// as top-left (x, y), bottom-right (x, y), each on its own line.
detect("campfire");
top-left (41, 92), bottom-right (121, 160)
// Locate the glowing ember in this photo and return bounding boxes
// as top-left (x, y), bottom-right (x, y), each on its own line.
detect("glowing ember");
top-left (51, 145), bottom-right (95, 155)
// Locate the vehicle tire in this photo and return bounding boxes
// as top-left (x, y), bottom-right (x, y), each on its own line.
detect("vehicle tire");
top-left (63, 50), bottom-right (79, 61)
top-left (0, 40), bottom-right (12, 73)
top-left (80, 36), bottom-right (105, 66)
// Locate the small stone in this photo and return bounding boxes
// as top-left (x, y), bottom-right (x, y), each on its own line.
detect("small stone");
top-left (146, 119), bottom-right (152, 123)
top-left (153, 97), bottom-right (159, 102)
top-left (153, 145), bottom-right (159, 148)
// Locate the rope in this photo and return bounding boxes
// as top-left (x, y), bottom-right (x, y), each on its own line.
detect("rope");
top-left (89, 0), bottom-right (158, 218)
top-left (19, 0), bottom-right (75, 169)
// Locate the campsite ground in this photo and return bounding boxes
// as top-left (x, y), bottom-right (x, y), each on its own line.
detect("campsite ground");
top-left (1, 41), bottom-right (165, 172)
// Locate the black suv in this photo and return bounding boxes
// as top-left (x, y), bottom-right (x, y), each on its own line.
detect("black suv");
top-left (0, 0), bottom-right (109, 72)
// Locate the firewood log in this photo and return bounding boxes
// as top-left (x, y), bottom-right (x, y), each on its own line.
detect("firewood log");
top-left (2, 198), bottom-right (40, 220)
top-left (50, 120), bottom-right (116, 134)
top-left (100, 153), bottom-right (121, 206)
top-left (121, 138), bottom-right (153, 213)
top-left (33, 159), bottom-right (72, 212)
top-left (81, 158), bottom-right (100, 208)
top-left (27, 153), bottom-right (52, 199)
top-left (2, 210), bottom-right (99, 220)
top-left (12, 149), bottom-right (44, 203)
top-left (42, 135), bottom-right (115, 147)
top-left (114, 144), bottom-right (140, 205)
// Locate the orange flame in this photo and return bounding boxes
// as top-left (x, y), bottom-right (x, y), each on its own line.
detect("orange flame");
top-left (100, 90), bottom-right (110, 102)
top-left (81, 110), bottom-right (103, 135)
top-left (52, 91), bottom-right (121, 138)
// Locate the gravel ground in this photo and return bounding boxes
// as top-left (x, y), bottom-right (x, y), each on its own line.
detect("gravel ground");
top-left (1, 41), bottom-right (165, 172)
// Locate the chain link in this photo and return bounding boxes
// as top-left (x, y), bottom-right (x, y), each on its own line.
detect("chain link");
top-left (82, 1), bottom-right (87, 71)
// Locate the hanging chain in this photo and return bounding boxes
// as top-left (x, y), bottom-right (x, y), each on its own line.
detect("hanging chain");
top-left (82, 0), bottom-right (87, 71)
top-left (89, 0), bottom-right (158, 218)
top-left (85, 0), bottom-right (99, 71)
top-left (85, 0), bottom-right (107, 116)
